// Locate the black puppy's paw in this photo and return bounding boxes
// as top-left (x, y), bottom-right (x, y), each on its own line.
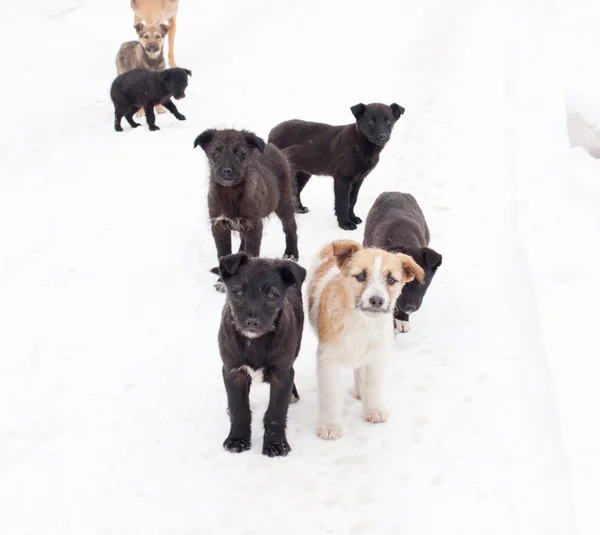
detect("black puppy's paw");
top-left (214, 279), bottom-right (226, 293)
top-left (115, 125), bottom-right (123, 132)
top-left (149, 124), bottom-right (160, 131)
top-left (262, 438), bottom-right (291, 457)
top-left (296, 206), bottom-right (309, 214)
top-left (290, 391), bottom-right (300, 404)
top-left (223, 437), bottom-right (251, 453)
top-left (350, 215), bottom-right (362, 225)
top-left (175, 114), bottom-right (186, 121)
top-left (132, 122), bottom-right (141, 128)
top-left (282, 253), bottom-right (298, 262)
top-left (339, 220), bottom-right (357, 231)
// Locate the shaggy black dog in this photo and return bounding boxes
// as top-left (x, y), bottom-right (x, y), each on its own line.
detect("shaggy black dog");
top-left (194, 128), bottom-right (299, 292)
top-left (363, 192), bottom-right (442, 334)
top-left (268, 102), bottom-right (405, 230)
top-left (217, 253), bottom-right (306, 457)
top-left (110, 67), bottom-right (191, 131)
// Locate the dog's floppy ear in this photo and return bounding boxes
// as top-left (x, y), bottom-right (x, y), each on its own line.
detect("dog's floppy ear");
top-left (390, 103), bottom-right (405, 120)
top-left (134, 22), bottom-right (146, 34)
top-left (332, 240), bottom-right (362, 268)
top-left (194, 129), bottom-right (215, 150)
top-left (219, 253), bottom-right (249, 280)
top-left (278, 261), bottom-right (307, 287)
top-left (397, 253), bottom-right (425, 283)
top-left (423, 248), bottom-right (442, 271)
top-left (350, 103), bottom-right (367, 119)
top-left (159, 23), bottom-right (170, 35)
top-left (244, 132), bottom-right (266, 154)
top-left (183, 68), bottom-right (192, 77)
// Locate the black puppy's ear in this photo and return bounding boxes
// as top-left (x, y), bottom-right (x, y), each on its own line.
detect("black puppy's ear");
top-left (244, 132), bottom-right (266, 154)
top-left (219, 253), bottom-right (249, 279)
top-left (194, 129), bottom-right (215, 150)
top-left (278, 262), bottom-right (307, 287)
top-left (184, 69), bottom-right (192, 77)
top-left (351, 103), bottom-right (367, 119)
top-left (390, 103), bottom-right (405, 120)
top-left (423, 248), bottom-right (442, 270)
top-left (134, 22), bottom-right (145, 34)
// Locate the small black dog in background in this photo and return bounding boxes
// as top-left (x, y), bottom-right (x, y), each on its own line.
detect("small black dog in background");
top-left (110, 67), bottom-right (191, 131)
top-left (363, 191), bottom-right (442, 334)
top-left (268, 103), bottom-right (405, 230)
top-left (217, 252), bottom-right (306, 457)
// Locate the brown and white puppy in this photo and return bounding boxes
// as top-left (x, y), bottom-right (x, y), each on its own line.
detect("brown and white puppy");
top-left (306, 240), bottom-right (424, 440)
top-left (130, 0), bottom-right (178, 68)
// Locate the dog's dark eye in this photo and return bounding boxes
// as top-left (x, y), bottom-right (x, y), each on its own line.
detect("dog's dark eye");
top-left (143, 34), bottom-right (149, 39)
top-left (234, 149), bottom-right (245, 159)
top-left (385, 118), bottom-right (391, 124)
top-left (387, 275), bottom-right (397, 285)
top-left (235, 290), bottom-right (243, 296)
top-left (266, 291), bottom-right (276, 299)
top-left (354, 272), bottom-right (367, 282)
top-left (368, 118), bottom-right (375, 125)
top-left (213, 149), bottom-right (222, 157)
top-left (156, 34), bottom-right (162, 39)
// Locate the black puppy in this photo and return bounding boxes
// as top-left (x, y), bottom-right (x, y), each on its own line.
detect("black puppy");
top-left (268, 103), bottom-right (405, 230)
top-left (363, 192), bottom-right (442, 334)
top-left (217, 252), bottom-right (306, 457)
top-left (110, 67), bottom-right (191, 132)
top-left (194, 128), bottom-right (299, 292)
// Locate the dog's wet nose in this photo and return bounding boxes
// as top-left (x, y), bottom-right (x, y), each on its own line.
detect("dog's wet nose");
top-left (404, 303), bottom-right (417, 313)
top-left (369, 295), bottom-right (385, 309)
top-left (378, 133), bottom-right (388, 142)
top-left (147, 44), bottom-right (159, 52)
top-left (221, 168), bottom-right (233, 177)
top-left (245, 317), bottom-right (260, 328)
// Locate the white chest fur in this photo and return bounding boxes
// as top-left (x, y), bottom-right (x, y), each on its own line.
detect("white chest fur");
top-left (232, 365), bottom-right (265, 384)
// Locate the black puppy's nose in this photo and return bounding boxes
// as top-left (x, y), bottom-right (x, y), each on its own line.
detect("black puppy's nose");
top-left (221, 168), bottom-right (233, 177)
top-left (369, 295), bottom-right (384, 309)
top-left (378, 133), bottom-right (388, 142)
top-left (245, 317), bottom-right (259, 328)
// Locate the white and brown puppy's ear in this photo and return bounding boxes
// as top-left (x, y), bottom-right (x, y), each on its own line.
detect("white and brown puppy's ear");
top-left (218, 252), bottom-right (249, 280)
top-left (331, 240), bottom-right (362, 268)
top-left (397, 253), bottom-right (425, 283)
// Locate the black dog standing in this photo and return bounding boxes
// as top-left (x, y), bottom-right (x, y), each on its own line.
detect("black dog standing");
top-left (217, 253), bottom-right (306, 457)
top-left (194, 128), bottom-right (299, 292)
top-left (268, 102), bottom-right (405, 230)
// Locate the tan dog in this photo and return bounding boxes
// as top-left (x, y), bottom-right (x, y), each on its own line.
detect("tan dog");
top-left (130, 0), bottom-right (178, 68)
top-left (306, 240), bottom-right (424, 440)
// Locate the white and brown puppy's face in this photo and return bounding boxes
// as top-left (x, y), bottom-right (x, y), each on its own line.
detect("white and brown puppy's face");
top-left (134, 22), bottom-right (169, 57)
top-left (332, 240), bottom-right (425, 317)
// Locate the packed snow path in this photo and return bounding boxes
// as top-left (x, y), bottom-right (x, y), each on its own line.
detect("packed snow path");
top-left (0, 0), bottom-right (584, 533)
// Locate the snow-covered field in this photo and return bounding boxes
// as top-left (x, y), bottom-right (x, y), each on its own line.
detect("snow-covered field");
top-left (1, 0), bottom-right (598, 533)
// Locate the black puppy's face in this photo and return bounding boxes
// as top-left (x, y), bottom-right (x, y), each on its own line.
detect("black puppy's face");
top-left (219, 253), bottom-right (306, 339)
top-left (194, 129), bottom-right (266, 187)
top-left (351, 102), bottom-right (405, 146)
top-left (164, 68), bottom-right (191, 100)
top-left (396, 247), bottom-right (442, 314)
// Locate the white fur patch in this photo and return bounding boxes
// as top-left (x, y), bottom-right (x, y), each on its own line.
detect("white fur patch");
top-left (231, 365), bottom-right (264, 384)
top-left (212, 215), bottom-right (250, 232)
top-left (358, 255), bottom-right (390, 312)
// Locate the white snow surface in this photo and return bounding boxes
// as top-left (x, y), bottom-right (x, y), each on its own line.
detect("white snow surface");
top-left (0, 0), bottom-right (598, 534)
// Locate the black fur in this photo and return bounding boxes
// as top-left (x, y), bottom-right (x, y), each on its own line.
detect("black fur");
top-left (363, 192), bottom-right (442, 330)
top-left (217, 253), bottom-right (306, 457)
top-left (194, 128), bottom-right (299, 292)
top-left (268, 103), bottom-right (405, 230)
top-left (110, 67), bottom-right (191, 132)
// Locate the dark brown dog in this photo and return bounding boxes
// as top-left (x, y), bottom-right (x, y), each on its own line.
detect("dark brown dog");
top-left (268, 103), bottom-right (405, 231)
top-left (194, 128), bottom-right (300, 292)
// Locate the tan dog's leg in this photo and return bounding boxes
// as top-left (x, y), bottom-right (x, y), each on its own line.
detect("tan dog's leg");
top-left (135, 108), bottom-right (145, 118)
top-left (155, 104), bottom-right (167, 114)
top-left (134, 14), bottom-right (141, 24)
top-left (167, 15), bottom-right (177, 67)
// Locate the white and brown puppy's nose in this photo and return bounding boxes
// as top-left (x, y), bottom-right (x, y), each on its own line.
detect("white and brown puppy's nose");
top-left (369, 295), bottom-right (385, 309)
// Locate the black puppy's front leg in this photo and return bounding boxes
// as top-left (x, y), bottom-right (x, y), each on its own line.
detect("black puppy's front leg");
top-left (239, 221), bottom-right (263, 258)
top-left (348, 178), bottom-right (365, 225)
top-left (394, 308), bottom-right (411, 334)
top-left (263, 368), bottom-right (295, 457)
top-left (145, 104), bottom-right (160, 131)
top-left (211, 222), bottom-right (232, 293)
top-left (222, 366), bottom-right (252, 453)
top-left (162, 99), bottom-right (186, 121)
top-left (333, 177), bottom-right (355, 230)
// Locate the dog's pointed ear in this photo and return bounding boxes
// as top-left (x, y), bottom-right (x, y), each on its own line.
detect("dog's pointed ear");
top-left (423, 248), bottom-right (442, 270)
top-left (390, 103), bottom-right (405, 120)
top-left (350, 103), bottom-right (367, 119)
top-left (159, 23), bottom-right (170, 35)
top-left (278, 261), bottom-right (307, 287)
top-left (244, 132), bottom-right (266, 154)
top-left (194, 129), bottom-right (215, 150)
top-left (184, 68), bottom-right (192, 77)
top-left (134, 22), bottom-right (145, 34)
top-left (219, 253), bottom-right (249, 280)
top-left (332, 240), bottom-right (362, 268)
top-left (397, 253), bottom-right (425, 283)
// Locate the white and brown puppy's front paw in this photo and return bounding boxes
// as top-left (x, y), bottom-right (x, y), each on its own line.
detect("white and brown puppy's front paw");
top-left (317, 424), bottom-right (343, 441)
top-left (394, 318), bottom-right (410, 334)
top-left (363, 408), bottom-right (389, 423)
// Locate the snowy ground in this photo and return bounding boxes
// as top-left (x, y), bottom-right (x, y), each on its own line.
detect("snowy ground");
top-left (0, 0), bottom-right (598, 534)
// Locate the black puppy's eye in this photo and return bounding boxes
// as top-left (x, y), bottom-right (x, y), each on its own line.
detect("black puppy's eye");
top-left (387, 275), bottom-right (397, 285)
top-left (368, 118), bottom-right (375, 125)
top-left (213, 149), bottom-right (222, 157)
top-left (266, 291), bottom-right (275, 299)
top-left (385, 118), bottom-right (391, 124)
top-left (354, 272), bottom-right (367, 282)
top-left (235, 290), bottom-right (243, 296)
top-left (234, 149), bottom-right (245, 159)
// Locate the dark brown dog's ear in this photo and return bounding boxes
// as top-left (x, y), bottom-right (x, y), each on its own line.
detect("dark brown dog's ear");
top-left (134, 22), bottom-right (145, 34)
top-left (244, 132), bottom-right (266, 154)
top-left (279, 262), bottom-right (307, 287)
top-left (423, 248), bottom-right (442, 270)
top-left (184, 69), bottom-right (192, 77)
top-left (390, 103), bottom-right (405, 119)
top-left (332, 240), bottom-right (362, 268)
top-left (159, 23), bottom-right (170, 35)
top-left (351, 103), bottom-right (367, 119)
top-left (194, 129), bottom-right (215, 150)
top-left (219, 253), bottom-right (249, 280)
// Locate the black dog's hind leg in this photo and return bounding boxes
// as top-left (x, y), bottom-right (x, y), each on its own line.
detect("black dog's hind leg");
top-left (211, 223), bottom-right (232, 293)
top-left (263, 368), bottom-right (295, 457)
top-left (348, 177), bottom-right (365, 225)
top-left (144, 104), bottom-right (159, 131)
top-left (295, 172), bottom-right (311, 214)
top-left (276, 197), bottom-right (299, 261)
top-left (162, 99), bottom-right (186, 121)
top-left (222, 366), bottom-right (252, 453)
top-left (290, 382), bottom-right (300, 404)
top-left (125, 108), bottom-right (141, 128)
top-left (114, 111), bottom-right (124, 132)
top-left (239, 221), bottom-right (263, 258)
top-left (333, 176), bottom-right (355, 231)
